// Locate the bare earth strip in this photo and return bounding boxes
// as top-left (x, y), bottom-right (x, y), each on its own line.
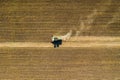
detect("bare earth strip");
top-left (0, 36), bottom-right (120, 48)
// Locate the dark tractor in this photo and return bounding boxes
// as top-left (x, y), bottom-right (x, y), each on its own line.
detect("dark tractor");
top-left (51, 37), bottom-right (62, 48)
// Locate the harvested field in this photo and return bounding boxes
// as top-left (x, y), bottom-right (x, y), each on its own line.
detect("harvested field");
top-left (0, 0), bottom-right (120, 80)
top-left (0, 47), bottom-right (119, 80)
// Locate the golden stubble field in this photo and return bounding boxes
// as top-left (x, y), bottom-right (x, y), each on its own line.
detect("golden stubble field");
top-left (0, 0), bottom-right (120, 79)
top-left (0, 47), bottom-right (119, 80)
